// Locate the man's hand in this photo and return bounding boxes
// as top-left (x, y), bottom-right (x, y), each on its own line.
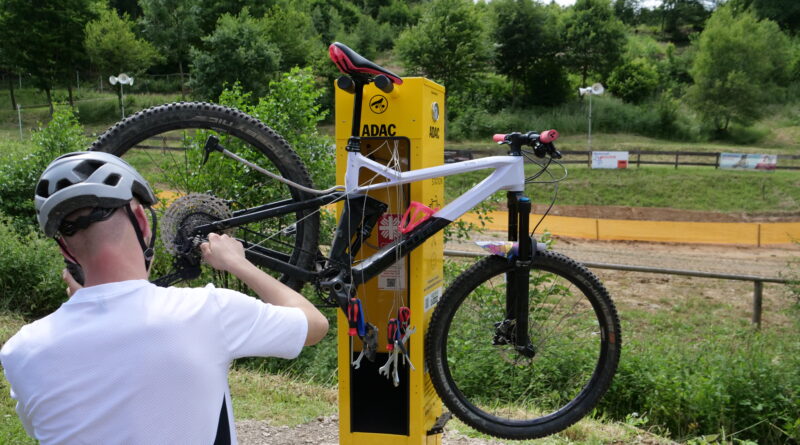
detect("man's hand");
top-left (200, 233), bottom-right (247, 273)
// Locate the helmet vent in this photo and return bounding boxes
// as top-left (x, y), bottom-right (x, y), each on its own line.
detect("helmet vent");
top-left (74, 160), bottom-right (104, 179)
top-left (104, 173), bottom-right (121, 186)
top-left (55, 179), bottom-right (73, 192)
top-left (36, 180), bottom-right (50, 198)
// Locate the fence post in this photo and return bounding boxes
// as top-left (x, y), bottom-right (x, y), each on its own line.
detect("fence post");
top-left (715, 153), bottom-right (720, 169)
top-left (675, 153), bottom-right (679, 169)
top-left (636, 150), bottom-right (641, 168)
top-left (17, 104), bottom-right (23, 140)
top-left (752, 281), bottom-right (763, 329)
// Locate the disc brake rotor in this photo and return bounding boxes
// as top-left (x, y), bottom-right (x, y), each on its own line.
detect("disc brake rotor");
top-left (161, 193), bottom-right (234, 259)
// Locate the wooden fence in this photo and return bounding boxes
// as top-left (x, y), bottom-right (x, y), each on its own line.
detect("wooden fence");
top-left (458, 146), bottom-right (800, 170)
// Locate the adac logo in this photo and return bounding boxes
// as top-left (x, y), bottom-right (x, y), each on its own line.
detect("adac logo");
top-left (369, 95), bottom-right (388, 114)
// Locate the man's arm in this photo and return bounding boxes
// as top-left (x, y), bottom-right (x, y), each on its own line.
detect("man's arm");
top-left (200, 233), bottom-right (329, 346)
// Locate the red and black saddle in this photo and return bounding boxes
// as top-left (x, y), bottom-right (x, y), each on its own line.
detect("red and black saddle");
top-left (329, 42), bottom-right (403, 85)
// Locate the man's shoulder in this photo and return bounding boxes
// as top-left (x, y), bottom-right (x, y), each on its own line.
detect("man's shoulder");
top-left (0, 313), bottom-right (56, 361)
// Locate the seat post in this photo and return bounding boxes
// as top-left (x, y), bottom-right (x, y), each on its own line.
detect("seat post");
top-left (346, 80), bottom-right (366, 152)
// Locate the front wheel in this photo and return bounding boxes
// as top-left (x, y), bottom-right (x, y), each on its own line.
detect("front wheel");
top-left (425, 251), bottom-right (621, 439)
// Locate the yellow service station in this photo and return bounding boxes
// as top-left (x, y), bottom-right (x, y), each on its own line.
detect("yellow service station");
top-left (334, 78), bottom-right (447, 444)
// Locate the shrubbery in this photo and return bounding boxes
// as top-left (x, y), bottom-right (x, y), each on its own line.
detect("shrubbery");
top-left (448, 94), bottom-right (694, 141)
top-left (603, 326), bottom-right (800, 443)
top-left (0, 216), bottom-right (66, 318)
top-left (0, 107), bottom-right (88, 230)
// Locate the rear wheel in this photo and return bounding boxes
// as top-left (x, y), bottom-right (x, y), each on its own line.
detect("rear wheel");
top-left (425, 251), bottom-right (621, 439)
top-left (90, 102), bottom-right (320, 290)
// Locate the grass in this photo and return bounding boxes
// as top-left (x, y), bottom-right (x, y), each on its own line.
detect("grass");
top-left (0, 88), bottom-right (180, 131)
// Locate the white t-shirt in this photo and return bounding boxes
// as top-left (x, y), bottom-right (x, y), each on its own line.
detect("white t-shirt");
top-left (0, 279), bottom-right (308, 445)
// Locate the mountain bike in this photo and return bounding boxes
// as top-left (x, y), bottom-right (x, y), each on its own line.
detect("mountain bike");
top-left (89, 42), bottom-right (621, 440)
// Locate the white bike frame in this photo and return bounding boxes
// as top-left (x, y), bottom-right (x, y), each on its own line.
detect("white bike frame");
top-left (344, 150), bottom-right (525, 222)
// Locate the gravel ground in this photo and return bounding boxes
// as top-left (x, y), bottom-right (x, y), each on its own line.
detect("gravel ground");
top-left (448, 235), bottom-right (798, 278)
top-left (235, 416), bottom-right (512, 445)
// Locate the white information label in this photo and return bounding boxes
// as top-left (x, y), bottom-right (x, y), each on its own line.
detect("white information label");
top-left (591, 151), bottom-right (629, 169)
top-left (378, 262), bottom-right (406, 290)
top-left (424, 287), bottom-right (443, 312)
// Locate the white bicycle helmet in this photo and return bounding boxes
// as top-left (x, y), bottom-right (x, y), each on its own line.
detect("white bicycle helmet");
top-left (35, 151), bottom-right (157, 238)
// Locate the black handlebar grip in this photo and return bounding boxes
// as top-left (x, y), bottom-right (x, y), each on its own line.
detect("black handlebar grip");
top-left (374, 75), bottom-right (394, 93)
top-left (65, 259), bottom-right (85, 286)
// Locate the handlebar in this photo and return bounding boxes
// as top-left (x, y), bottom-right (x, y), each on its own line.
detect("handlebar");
top-left (493, 130), bottom-right (562, 159)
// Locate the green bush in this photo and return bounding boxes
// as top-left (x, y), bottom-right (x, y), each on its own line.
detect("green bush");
top-left (218, 67), bottom-right (335, 192)
top-left (0, 107), bottom-right (88, 230)
top-left (76, 98), bottom-right (120, 124)
top-left (602, 323), bottom-right (800, 443)
top-left (0, 215), bottom-right (66, 318)
top-left (448, 95), bottom-right (697, 142)
top-left (608, 58), bottom-right (660, 104)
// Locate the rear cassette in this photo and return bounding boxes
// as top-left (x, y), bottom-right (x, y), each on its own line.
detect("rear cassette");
top-left (161, 193), bottom-right (234, 261)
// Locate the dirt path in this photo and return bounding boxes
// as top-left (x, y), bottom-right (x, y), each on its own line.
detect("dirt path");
top-left (235, 416), bottom-right (670, 445)
top-left (235, 416), bottom-right (513, 445)
top-left (449, 234), bottom-right (798, 278)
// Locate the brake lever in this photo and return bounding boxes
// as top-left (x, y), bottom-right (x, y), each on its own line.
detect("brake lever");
top-left (549, 144), bottom-right (563, 159)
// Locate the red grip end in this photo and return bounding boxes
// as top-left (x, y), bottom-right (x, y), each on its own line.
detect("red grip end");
top-left (540, 130), bottom-right (559, 144)
top-left (348, 327), bottom-right (357, 336)
top-left (493, 134), bottom-right (506, 143)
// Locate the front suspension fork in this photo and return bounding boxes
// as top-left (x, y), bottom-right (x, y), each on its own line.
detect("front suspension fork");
top-left (500, 191), bottom-right (535, 357)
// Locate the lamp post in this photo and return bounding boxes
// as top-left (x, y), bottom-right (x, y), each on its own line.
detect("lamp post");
top-left (109, 73), bottom-right (134, 119)
top-left (578, 83), bottom-right (604, 151)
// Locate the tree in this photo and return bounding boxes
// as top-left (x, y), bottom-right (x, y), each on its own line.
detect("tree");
top-left (607, 58), bottom-right (660, 103)
top-left (140, 0), bottom-right (203, 97)
top-left (0, 46), bottom-right (17, 111)
top-left (731, 0), bottom-right (800, 33)
top-left (659, 0), bottom-right (711, 42)
top-left (491, 0), bottom-right (570, 106)
top-left (687, 6), bottom-right (792, 134)
top-left (0, 0), bottom-right (97, 113)
top-left (563, 0), bottom-right (627, 88)
top-left (196, 0), bottom-right (275, 35)
top-left (614, 0), bottom-right (640, 25)
top-left (189, 9), bottom-right (281, 100)
top-left (261, 6), bottom-right (322, 71)
top-left (396, 0), bottom-right (493, 96)
top-left (85, 8), bottom-right (162, 114)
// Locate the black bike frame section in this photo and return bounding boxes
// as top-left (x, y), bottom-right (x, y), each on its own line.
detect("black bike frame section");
top-left (193, 191), bottom-right (344, 235)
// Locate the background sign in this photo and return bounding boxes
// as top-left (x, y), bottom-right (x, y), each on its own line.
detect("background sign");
top-left (720, 153), bottom-right (777, 170)
top-left (592, 151), bottom-right (629, 169)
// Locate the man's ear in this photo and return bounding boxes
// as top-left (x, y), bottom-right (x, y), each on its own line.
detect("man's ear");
top-left (131, 203), bottom-right (152, 242)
